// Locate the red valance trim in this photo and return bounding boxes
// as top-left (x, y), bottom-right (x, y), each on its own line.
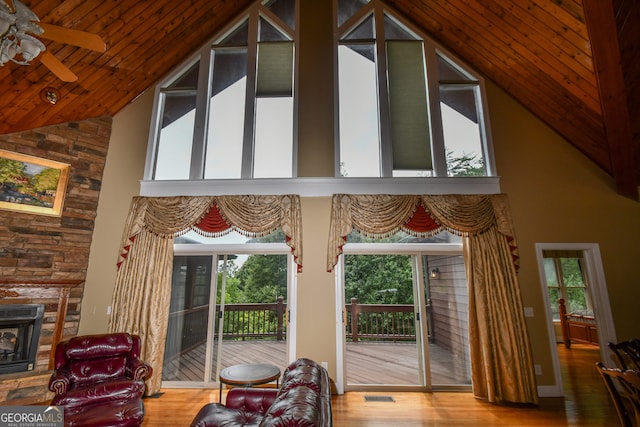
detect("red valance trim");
top-left (404, 203), bottom-right (441, 233)
top-left (506, 235), bottom-right (520, 272)
top-left (117, 235), bottom-right (137, 270)
top-left (195, 204), bottom-right (231, 234)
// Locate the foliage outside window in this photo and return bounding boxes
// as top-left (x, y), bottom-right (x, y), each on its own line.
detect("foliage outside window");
top-left (543, 251), bottom-right (591, 321)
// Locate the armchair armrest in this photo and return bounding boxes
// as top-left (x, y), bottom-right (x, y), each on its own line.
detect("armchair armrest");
top-left (127, 358), bottom-right (152, 381)
top-left (225, 388), bottom-right (279, 413)
top-left (48, 369), bottom-right (71, 395)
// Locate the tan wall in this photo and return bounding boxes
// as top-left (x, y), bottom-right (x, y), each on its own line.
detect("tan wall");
top-left (79, 90), bottom-right (154, 334)
top-left (296, 197), bottom-right (337, 376)
top-left (296, 0), bottom-right (335, 177)
top-left (486, 80), bottom-right (640, 384)
top-left (80, 67), bottom-right (640, 391)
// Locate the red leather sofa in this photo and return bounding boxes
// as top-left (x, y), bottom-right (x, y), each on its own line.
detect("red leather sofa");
top-left (48, 333), bottom-right (153, 427)
top-left (190, 358), bottom-right (333, 427)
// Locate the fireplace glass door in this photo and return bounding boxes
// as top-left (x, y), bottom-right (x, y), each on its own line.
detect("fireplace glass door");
top-left (0, 304), bottom-right (44, 374)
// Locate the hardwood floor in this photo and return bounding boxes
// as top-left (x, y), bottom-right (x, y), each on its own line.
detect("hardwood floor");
top-left (142, 344), bottom-right (618, 426)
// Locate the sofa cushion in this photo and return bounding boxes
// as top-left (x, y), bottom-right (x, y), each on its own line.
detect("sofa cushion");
top-left (279, 370), bottom-right (322, 394)
top-left (64, 333), bottom-right (134, 360)
top-left (191, 403), bottom-right (263, 427)
top-left (52, 378), bottom-right (146, 408)
top-left (62, 398), bottom-right (145, 427)
top-left (67, 356), bottom-right (129, 387)
top-left (260, 386), bottom-right (321, 426)
top-left (226, 388), bottom-right (278, 413)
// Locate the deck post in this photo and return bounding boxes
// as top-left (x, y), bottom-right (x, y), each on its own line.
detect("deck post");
top-left (351, 298), bottom-right (359, 342)
top-left (276, 296), bottom-right (285, 341)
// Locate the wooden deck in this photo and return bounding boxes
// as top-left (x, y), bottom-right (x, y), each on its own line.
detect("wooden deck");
top-left (162, 340), bottom-right (470, 387)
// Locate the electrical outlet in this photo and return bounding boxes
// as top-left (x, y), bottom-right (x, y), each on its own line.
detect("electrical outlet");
top-left (534, 364), bottom-right (542, 375)
top-left (524, 307), bottom-right (534, 317)
top-left (321, 361), bottom-right (328, 370)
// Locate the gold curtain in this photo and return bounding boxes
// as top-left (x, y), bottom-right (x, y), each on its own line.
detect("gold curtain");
top-left (327, 194), bottom-right (537, 404)
top-left (109, 195), bottom-right (303, 395)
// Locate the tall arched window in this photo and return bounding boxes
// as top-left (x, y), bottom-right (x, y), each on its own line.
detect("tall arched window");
top-left (337, 0), bottom-right (495, 178)
top-left (144, 0), bottom-right (497, 187)
top-left (147, 0), bottom-right (297, 181)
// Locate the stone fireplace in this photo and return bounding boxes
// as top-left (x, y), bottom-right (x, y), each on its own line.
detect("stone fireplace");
top-left (0, 280), bottom-right (82, 405)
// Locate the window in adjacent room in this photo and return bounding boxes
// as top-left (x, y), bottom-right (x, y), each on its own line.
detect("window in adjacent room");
top-left (336, 0), bottom-right (493, 178)
top-left (543, 250), bottom-right (592, 321)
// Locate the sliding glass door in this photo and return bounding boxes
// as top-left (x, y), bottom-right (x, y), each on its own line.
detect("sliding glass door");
top-left (422, 254), bottom-right (471, 387)
top-left (344, 254), bottom-right (425, 386)
top-left (162, 239), bottom-right (293, 387)
top-left (340, 234), bottom-right (471, 390)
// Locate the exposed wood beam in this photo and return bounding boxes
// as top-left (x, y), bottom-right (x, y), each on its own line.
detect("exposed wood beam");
top-left (582, 0), bottom-right (639, 200)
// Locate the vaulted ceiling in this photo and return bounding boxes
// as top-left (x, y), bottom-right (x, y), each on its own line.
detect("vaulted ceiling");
top-left (0, 0), bottom-right (638, 199)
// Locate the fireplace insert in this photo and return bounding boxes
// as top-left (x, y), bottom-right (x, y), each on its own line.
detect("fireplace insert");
top-left (0, 304), bottom-right (44, 374)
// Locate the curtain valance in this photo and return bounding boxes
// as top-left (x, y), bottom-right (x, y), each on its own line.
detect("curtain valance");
top-left (117, 195), bottom-right (303, 271)
top-left (327, 194), bottom-right (518, 272)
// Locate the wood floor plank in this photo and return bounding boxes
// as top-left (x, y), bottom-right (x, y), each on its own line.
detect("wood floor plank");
top-left (142, 344), bottom-right (617, 426)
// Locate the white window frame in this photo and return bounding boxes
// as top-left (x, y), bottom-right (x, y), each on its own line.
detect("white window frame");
top-left (333, 0), bottom-right (497, 178)
top-left (164, 242), bottom-right (297, 388)
top-left (333, 241), bottom-right (464, 394)
top-left (144, 0), bottom-right (299, 181)
top-left (140, 0), bottom-right (502, 198)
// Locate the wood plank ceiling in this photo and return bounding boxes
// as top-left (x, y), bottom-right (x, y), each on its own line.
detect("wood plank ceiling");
top-left (0, 0), bottom-right (638, 199)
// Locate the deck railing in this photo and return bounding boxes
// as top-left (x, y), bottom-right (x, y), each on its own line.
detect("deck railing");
top-left (164, 297), bottom-right (417, 361)
top-left (346, 298), bottom-right (416, 342)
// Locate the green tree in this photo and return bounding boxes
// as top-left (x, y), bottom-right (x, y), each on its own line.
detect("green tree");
top-left (31, 167), bottom-right (60, 193)
top-left (0, 158), bottom-right (27, 189)
top-left (344, 254), bottom-right (414, 304)
top-left (446, 150), bottom-right (484, 176)
top-left (236, 254), bottom-right (287, 303)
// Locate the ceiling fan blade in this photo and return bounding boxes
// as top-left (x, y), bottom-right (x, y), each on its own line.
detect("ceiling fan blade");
top-left (40, 52), bottom-right (77, 82)
top-left (37, 22), bottom-right (106, 52)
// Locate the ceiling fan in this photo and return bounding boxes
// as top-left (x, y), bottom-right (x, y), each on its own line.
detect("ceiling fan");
top-left (0, 0), bottom-right (105, 82)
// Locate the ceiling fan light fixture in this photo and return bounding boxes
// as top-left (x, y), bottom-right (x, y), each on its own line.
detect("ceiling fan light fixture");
top-left (0, 37), bottom-right (17, 64)
top-left (16, 32), bottom-right (44, 61)
top-left (0, 0), bottom-right (45, 65)
top-left (1, 0), bottom-right (106, 82)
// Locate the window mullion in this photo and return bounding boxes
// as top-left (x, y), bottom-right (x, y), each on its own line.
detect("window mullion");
top-left (146, 91), bottom-right (166, 180)
top-left (554, 258), bottom-right (568, 302)
top-left (375, 6), bottom-right (393, 177)
top-left (190, 48), bottom-right (213, 180)
top-left (242, 11), bottom-right (260, 179)
top-left (425, 46), bottom-right (447, 177)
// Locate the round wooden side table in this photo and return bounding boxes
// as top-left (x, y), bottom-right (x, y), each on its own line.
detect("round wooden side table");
top-left (218, 363), bottom-right (281, 402)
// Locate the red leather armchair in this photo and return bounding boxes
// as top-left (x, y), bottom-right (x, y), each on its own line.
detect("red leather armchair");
top-left (48, 333), bottom-right (153, 427)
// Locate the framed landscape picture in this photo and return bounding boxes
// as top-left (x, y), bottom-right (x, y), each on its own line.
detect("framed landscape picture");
top-left (0, 149), bottom-right (70, 217)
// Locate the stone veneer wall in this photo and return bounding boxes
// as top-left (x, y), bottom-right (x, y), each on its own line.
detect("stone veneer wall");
top-left (0, 117), bottom-right (112, 404)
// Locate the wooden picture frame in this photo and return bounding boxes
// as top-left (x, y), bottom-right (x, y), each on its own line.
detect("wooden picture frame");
top-left (0, 149), bottom-right (70, 217)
